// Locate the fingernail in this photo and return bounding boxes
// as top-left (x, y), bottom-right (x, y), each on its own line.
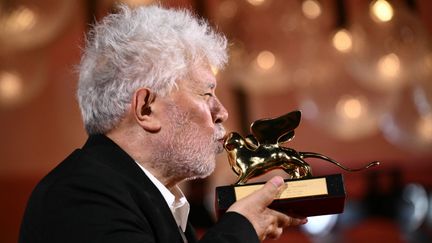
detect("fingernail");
top-left (270, 176), bottom-right (284, 188)
top-left (301, 218), bottom-right (308, 224)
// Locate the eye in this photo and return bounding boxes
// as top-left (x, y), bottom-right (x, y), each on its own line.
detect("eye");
top-left (201, 93), bottom-right (214, 99)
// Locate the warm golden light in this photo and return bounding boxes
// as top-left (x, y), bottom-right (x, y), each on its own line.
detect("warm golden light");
top-left (2, 6), bottom-right (37, 33)
top-left (247, 0), bottom-right (266, 6)
top-left (302, 0), bottom-right (322, 19)
top-left (377, 53), bottom-right (400, 78)
top-left (336, 96), bottom-right (366, 119)
top-left (370, 0), bottom-right (394, 23)
top-left (417, 114), bottom-right (432, 141)
top-left (0, 72), bottom-right (23, 102)
top-left (120, 0), bottom-right (155, 7)
top-left (332, 29), bottom-right (353, 53)
top-left (256, 51), bottom-right (276, 70)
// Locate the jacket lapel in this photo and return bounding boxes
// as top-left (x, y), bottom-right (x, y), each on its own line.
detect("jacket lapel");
top-left (82, 134), bottom-right (190, 242)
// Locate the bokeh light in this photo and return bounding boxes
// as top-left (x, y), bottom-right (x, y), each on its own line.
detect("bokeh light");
top-left (349, 1), bottom-right (429, 93)
top-left (0, 0), bottom-right (76, 53)
top-left (247, 0), bottom-right (266, 7)
top-left (294, 36), bottom-right (397, 140)
top-left (377, 53), bottom-right (401, 79)
top-left (370, 0), bottom-right (394, 23)
top-left (332, 29), bottom-right (353, 53)
top-left (0, 6), bottom-right (37, 33)
top-left (0, 72), bottom-right (23, 104)
top-left (302, 0), bottom-right (322, 20)
top-left (256, 50), bottom-right (276, 71)
top-left (119, 0), bottom-right (155, 8)
top-left (336, 95), bottom-right (367, 120)
top-left (0, 52), bottom-right (47, 109)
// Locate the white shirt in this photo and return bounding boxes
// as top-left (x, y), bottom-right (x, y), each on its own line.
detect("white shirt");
top-left (136, 163), bottom-right (190, 232)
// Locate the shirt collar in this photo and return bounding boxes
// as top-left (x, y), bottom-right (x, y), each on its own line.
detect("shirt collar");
top-left (135, 162), bottom-right (190, 232)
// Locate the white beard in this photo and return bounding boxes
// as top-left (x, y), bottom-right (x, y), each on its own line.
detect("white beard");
top-left (149, 102), bottom-right (225, 181)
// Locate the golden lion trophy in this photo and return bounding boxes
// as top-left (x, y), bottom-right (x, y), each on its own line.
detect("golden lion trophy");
top-left (216, 110), bottom-right (379, 217)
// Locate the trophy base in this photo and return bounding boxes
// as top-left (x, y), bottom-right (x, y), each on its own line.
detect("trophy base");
top-left (215, 174), bottom-right (346, 217)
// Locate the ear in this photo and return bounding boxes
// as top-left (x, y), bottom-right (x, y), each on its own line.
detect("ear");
top-left (132, 88), bottom-right (161, 132)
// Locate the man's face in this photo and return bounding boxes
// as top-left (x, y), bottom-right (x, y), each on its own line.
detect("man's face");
top-left (151, 64), bottom-right (228, 181)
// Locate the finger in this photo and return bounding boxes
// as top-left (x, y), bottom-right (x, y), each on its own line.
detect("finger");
top-left (265, 224), bottom-right (283, 240)
top-left (260, 209), bottom-right (287, 240)
top-left (284, 217), bottom-right (308, 227)
top-left (270, 210), bottom-right (308, 228)
top-left (289, 217), bottom-right (308, 226)
top-left (244, 176), bottom-right (285, 207)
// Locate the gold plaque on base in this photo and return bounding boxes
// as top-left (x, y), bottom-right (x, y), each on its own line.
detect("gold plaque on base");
top-left (216, 174), bottom-right (345, 217)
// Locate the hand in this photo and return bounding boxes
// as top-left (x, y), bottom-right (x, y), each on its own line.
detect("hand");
top-left (227, 176), bottom-right (308, 241)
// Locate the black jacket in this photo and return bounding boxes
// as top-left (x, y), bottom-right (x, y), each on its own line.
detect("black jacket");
top-left (19, 134), bottom-right (259, 243)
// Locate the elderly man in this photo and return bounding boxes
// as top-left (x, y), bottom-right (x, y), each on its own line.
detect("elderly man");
top-left (19, 5), bottom-right (307, 243)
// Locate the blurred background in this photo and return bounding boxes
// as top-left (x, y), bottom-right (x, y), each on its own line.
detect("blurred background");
top-left (1, 0), bottom-right (431, 242)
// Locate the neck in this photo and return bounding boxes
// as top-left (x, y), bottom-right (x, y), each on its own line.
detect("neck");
top-left (141, 165), bottom-right (183, 189)
top-left (106, 127), bottom-right (183, 189)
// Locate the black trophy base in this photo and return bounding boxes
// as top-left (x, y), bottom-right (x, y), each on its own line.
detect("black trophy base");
top-left (215, 174), bottom-right (346, 218)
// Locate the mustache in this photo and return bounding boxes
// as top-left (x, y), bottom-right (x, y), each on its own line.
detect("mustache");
top-left (214, 125), bottom-right (226, 140)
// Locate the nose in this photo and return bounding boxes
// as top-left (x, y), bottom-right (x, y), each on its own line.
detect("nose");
top-left (213, 98), bottom-right (228, 124)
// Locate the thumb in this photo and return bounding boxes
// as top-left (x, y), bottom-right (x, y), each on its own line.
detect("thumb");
top-left (247, 176), bottom-right (285, 207)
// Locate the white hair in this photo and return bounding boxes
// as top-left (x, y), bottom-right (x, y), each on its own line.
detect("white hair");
top-left (77, 4), bottom-right (228, 134)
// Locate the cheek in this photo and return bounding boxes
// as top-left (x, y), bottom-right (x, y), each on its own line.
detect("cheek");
top-left (188, 102), bottom-right (214, 128)
top-left (171, 92), bottom-right (215, 130)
